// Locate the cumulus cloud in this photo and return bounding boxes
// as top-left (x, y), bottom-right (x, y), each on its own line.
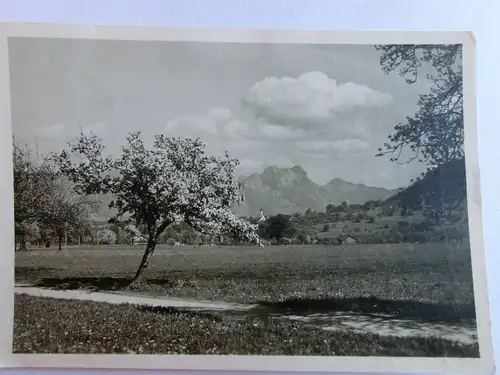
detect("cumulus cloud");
top-left (165, 106), bottom-right (311, 143)
top-left (242, 71), bottom-right (393, 125)
top-left (331, 138), bottom-right (370, 152)
top-left (225, 120), bottom-right (250, 139)
top-left (257, 124), bottom-right (307, 139)
top-left (297, 141), bottom-right (336, 152)
top-left (207, 107), bottom-right (233, 122)
top-left (165, 108), bottom-right (231, 137)
top-left (297, 138), bottom-right (370, 153)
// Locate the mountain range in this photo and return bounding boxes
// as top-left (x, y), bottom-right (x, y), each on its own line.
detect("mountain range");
top-left (233, 165), bottom-right (401, 217)
top-left (92, 165), bottom-right (402, 221)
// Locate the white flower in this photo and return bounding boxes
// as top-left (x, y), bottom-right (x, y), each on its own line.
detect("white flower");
top-left (50, 132), bottom-right (260, 245)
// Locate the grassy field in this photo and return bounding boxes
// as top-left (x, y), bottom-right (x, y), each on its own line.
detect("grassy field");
top-left (13, 294), bottom-right (478, 356)
top-left (14, 243), bottom-right (477, 356)
top-left (16, 243), bottom-right (474, 306)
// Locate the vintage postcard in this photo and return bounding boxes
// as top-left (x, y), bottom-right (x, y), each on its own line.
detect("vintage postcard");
top-left (0, 24), bottom-right (493, 374)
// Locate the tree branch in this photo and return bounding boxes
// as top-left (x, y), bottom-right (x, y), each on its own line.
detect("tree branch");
top-left (155, 219), bottom-right (173, 239)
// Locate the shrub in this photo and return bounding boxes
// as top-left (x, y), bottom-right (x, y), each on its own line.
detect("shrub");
top-left (116, 229), bottom-right (133, 245)
top-left (165, 238), bottom-right (177, 246)
top-left (296, 232), bottom-right (312, 245)
top-left (353, 213), bottom-right (364, 223)
top-left (97, 229), bottom-right (117, 245)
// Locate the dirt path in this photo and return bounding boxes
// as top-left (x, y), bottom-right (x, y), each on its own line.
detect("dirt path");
top-left (14, 285), bottom-right (257, 311)
top-left (14, 284), bottom-right (477, 345)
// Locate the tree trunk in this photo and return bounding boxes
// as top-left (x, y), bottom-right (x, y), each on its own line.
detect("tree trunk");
top-left (130, 235), bottom-right (157, 285)
top-left (126, 219), bottom-right (172, 288)
top-left (19, 236), bottom-right (27, 252)
top-left (58, 229), bottom-right (63, 251)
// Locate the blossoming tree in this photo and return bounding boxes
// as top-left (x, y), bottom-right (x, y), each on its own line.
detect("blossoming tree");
top-left (13, 142), bottom-right (58, 250)
top-left (98, 228), bottom-right (118, 245)
top-left (40, 178), bottom-right (100, 251)
top-left (50, 131), bottom-right (261, 283)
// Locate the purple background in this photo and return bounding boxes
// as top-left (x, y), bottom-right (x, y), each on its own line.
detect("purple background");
top-left (0, 0), bottom-right (498, 374)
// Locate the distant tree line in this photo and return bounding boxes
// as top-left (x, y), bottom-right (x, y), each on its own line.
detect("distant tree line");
top-left (245, 197), bottom-right (468, 246)
top-left (14, 137), bottom-right (468, 250)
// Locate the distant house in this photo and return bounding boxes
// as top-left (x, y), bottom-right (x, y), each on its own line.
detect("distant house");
top-left (337, 234), bottom-right (358, 245)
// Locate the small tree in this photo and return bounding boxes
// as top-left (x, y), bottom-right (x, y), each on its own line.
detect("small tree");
top-left (50, 132), bottom-right (260, 284)
top-left (296, 231), bottom-right (311, 245)
top-left (353, 213), bottom-right (364, 223)
top-left (68, 219), bottom-right (92, 246)
top-left (21, 222), bottom-right (41, 248)
top-left (264, 214), bottom-right (296, 244)
top-left (39, 178), bottom-right (99, 251)
top-left (13, 143), bottom-right (57, 250)
top-left (98, 228), bottom-right (118, 245)
top-left (116, 227), bottom-right (134, 245)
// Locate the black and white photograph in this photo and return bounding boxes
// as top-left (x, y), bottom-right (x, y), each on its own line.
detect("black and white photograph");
top-left (0, 24), bottom-right (493, 374)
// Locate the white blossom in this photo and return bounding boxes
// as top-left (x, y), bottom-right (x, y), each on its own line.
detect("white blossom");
top-left (50, 132), bottom-right (260, 246)
top-left (98, 229), bottom-right (117, 245)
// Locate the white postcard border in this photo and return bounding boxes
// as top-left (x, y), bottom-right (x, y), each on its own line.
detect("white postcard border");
top-left (0, 23), bottom-right (493, 375)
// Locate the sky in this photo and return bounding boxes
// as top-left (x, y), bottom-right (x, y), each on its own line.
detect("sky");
top-left (8, 37), bottom-right (438, 189)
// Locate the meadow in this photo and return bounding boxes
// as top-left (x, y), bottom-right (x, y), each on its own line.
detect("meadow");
top-left (14, 242), bottom-right (478, 356)
top-left (15, 243), bottom-right (474, 305)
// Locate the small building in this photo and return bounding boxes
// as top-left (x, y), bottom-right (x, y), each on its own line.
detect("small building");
top-left (337, 234), bottom-right (358, 245)
top-left (257, 209), bottom-right (266, 223)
